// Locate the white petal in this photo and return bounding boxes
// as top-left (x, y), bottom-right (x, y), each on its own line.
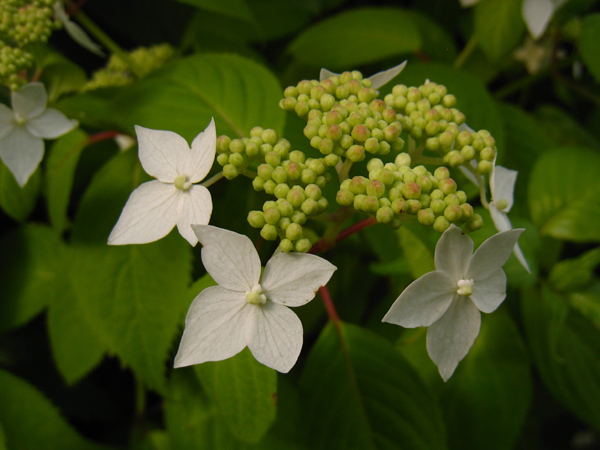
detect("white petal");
top-left (489, 203), bottom-right (512, 233)
top-left (367, 61), bottom-right (407, 89)
top-left (490, 165), bottom-right (517, 212)
top-left (319, 68), bottom-right (338, 82)
top-left (460, 0), bottom-right (480, 6)
top-left (512, 242), bottom-right (531, 273)
top-left (0, 126), bottom-right (44, 187)
top-left (12, 83), bottom-right (47, 120)
top-left (0, 104), bottom-right (16, 140)
top-left (135, 125), bottom-right (191, 183)
top-left (466, 229), bottom-right (525, 281)
top-left (523, 0), bottom-right (554, 39)
top-left (174, 286), bottom-right (251, 368)
top-left (469, 268), bottom-right (507, 313)
top-left (175, 185), bottom-right (213, 246)
top-left (382, 271), bottom-right (457, 328)
top-left (187, 118), bottom-right (216, 183)
top-left (459, 161), bottom-right (481, 189)
top-left (434, 224), bottom-right (473, 281)
top-left (247, 302), bottom-right (303, 373)
top-left (426, 297), bottom-right (481, 381)
top-left (63, 19), bottom-right (105, 56)
top-left (261, 253), bottom-right (337, 307)
top-left (26, 108), bottom-right (77, 139)
top-left (191, 225), bottom-right (261, 292)
top-left (107, 180), bottom-right (179, 245)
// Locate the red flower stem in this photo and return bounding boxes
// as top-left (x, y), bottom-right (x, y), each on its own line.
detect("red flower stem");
top-left (335, 216), bottom-right (377, 243)
top-left (86, 130), bottom-right (121, 145)
top-left (319, 285), bottom-right (340, 325)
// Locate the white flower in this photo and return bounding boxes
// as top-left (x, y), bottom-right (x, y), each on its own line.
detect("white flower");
top-left (319, 61), bottom-right (407, 89)
top-left (489, 165), bottom-right (531, 273)
top-left (174, 225), bottom-right (337, 373)
top-left (0, 82), bottom-right (77, 187)
top-left (382, 224), bottom-right (524, 381)
top-left (108, 119), bottom-right (216, 246)
top-left (53, 1), bottom-right (105, 56)
top-left (522, 0), bottom-right (569, 39)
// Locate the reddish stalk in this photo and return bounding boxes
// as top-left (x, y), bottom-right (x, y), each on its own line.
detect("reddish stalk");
top-left (319, 285), bottom-right (340, 325)
top-left (86, 130), bottom-right (121, 145)
top-left (310, 216), bottom-right (378, 254)
top-left (335, 216), bottom-right (377, 243)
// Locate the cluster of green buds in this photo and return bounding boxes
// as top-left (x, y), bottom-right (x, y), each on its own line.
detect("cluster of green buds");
top-left (84, 44), bottom-right (176, 91)
top-left (216, 127), bottom-right (334, 252)
top-left (384, 81), bottom-right (496, 174)
top-left (337, 153), bottom-right (481, 233)
top-left (0, 0), bottom-right (58, 89)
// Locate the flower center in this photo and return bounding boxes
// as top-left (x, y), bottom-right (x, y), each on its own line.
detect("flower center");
top-left (13, 113), bottom-right (26, 126)
top-left (456, 279), bottom-right (474, 296)
top-left (495, 198), bottom-right (508, 211)
top-left (245, 284), bottom-right (267, 305)
top-left (174, 174), bottom-right (192, 191)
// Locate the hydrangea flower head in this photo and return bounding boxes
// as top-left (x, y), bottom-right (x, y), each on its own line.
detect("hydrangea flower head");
top-left (320, 61), bottom-right (407, 89)
top-left (174, 225), bottom-right (337, 373)
top-left (383, 225), bottom-right (524, 381)
top-left (108, 119), bottom-right (216, 246)
top-left (0, 82), bottom-right (77, 187)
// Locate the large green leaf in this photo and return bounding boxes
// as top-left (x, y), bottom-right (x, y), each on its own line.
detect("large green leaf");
top-left (0, 161), bottom-right (41, 222)
top-left (474, 0), bottom-right (525, 61)
top-left (44, 128), bottom-right (89, 234)
top-left (173, 0), bottom-right (256, 23)
top-left (300, 322), bottom-right (447, 450)
top-left (579, 14), bottom-right (600, 84)
top-left (521, 285), bottom-right (600, 430)
top-left (439, 310), bottom-right (532, 450)
top-left (528, 147), bottom-right (600, 242)
top-left (67, 150), bottom-right (193, 392)
top-left (194, 348), bottom-right (277, 443)
top-left (0, 369), bottom-right (107, 450)
top-left (0, 225), bottom-right (66, 332)
top-left (287, 7), bottom-right (421, 69)
top-left (112, 53), bottom-right (285, 140)
top-left (398, 62), bottom-right (505, 150)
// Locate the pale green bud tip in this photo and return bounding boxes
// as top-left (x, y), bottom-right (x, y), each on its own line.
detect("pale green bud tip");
top-left (223, 164), bottom-right (239, 180)
top-left (295, 238), bottom-right (312, 253)
top-left (245, 284), bottom-right (267, 305)
top-left (248, 211), bottom-right (266, 228)
top-left (280, 239), bottom-right (294, 252)
top-left (456, 279), bottom-right (474, 296)
top-left (260, 224), bottom-right (278, 240)
top-left (174, 174), bottom-right (192, 191)
top-left (465, 214), bottom-right (483, 232)
top-left (495, 198), bottom-right (509, 210)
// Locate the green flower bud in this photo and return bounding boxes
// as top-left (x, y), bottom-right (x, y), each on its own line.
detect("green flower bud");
top-left (295, 238), bottom-right (312, 253)
top-left (392, 84), bottom-right (408, 96)
top-left (297, 80), bottom-right (312, 95)
top-left (217, 135), bottom-right (231, 153)
top-left (264, 180), bottom-right (277, 194)
top-left (465, 213), bottom-right (483, 231)
top-left (407, 87), bottom-right (422, 102)
top-left (364, 137), bottom-right (380, 154)
top-left (480, 146), bottom-right (495, 161)
top-left (291, 211), bottom-right (307, 225)
top-left (280, 238), bottom-right (294, 253)
top-left (261, 129), bottom-right (277, 145)
top-left (301, 198), bottom-right (319, 215)
top-left (261, 224), bottom-right (278, 240)
top-left (326, 124), bottom-right (343, 141)
top-left (418, 208), bottom-right (435, 226)
top-left (284, 86), bottom-right (299, 97)
top-left (304, 124), bottom-right (319, 140)
top-left (308, 159), bottom-right (326, 175)
top-left (460, 145), bottom-right (476, 160)
top-left (425, 137), bottom-right (441, 152)
top-left (348, 176), bottom-right (367, 195)
top-left (446, 151), bottom-right (465, 167)
top-left (339, 134), bottom-right (354, 150)
top-left (392, 198), bottom-right (408, 214)
top-left (286, 223), bottom-right (303, 241)
top-left (252, 177), bottom-right (265, 191)
top-left (319, 138), bottom-right (334, 155)
top-left (382, 108), bottom-right (397, 123)
top-left (274, 183), bottom-right (291, 199)
top-left (318, 197), bottom-right (328, 212)
top-left (430, 198), bottom-right (446, 215)
top-left (248, 210), bottom-right (266, 228)
top-left (324, 154), bottom-right (340, 166)
top-left (336, 85), bottom-right (350, 99)
top-left (433, 216), bottom-right (451, 233)
top-left (305, 184), bottom-right (322, 200)
top-left (376, 169), bottom-right (395, 187)
top-left (265, 151), bottom-right (281, 167)
top-left (444, 204), bottom-right (463, 222)
top-left (299, 169), bottom-right (315, 184)
top-left (347, 145), bottom-right (366, 162)
top-left (277, 199), bottom-right (294, 217)
top-left (366, 180), bottom-right (385, 198)
top-left (439, 130), bottom-right (455, 149)
top-left (223, 164), bottom-right (239, 180)
top-left (434, 166), bottom-right (450, 180)
top-left (337, 189), bottom-right (355, 206)
top-left (275, 139), bottom-right (291, 156)
top-left (259, 143), bottom-right (272, 156)
top-left (456, 190), bottom-right (467, 204)
top-left (442, 94), bottom-right (457, 108)
top-left (287, 187), bottom-right (306, 207)
top-left (453, 111), bottom-right (466, 125)
top-left (428, 92), bottom-right (441, 105)
top-left (376, 206), bottom-right (394, 223)
top-left (321, 93), bottom-right (336, 111)
top-left (250, 126), bottom-right (264, 138)
top-left (216, 153), bottom-right (229, 166)
top-left (271, 167), bottom-right (288, 184)
top-left (229, 152), bottom-right (245, 167)
top-left (388, 187), bottom-right (401, 201)
top-left (419, 194), bottom-right (431, 208)
top-left (460, 203), bottom-right (474, 220)
top-left (379, 198), bottom-right (392, 208)
top-left (351, 124), bottom-right (370, 142)
top-left (402, 182), bottom-right (421, 199)
top-left (477, 160), bottom-right (493, 175)
top-left (394, 96), bottom-right (408, 110)
top-left (395, 153), bottom-right (411, 167)
top-left (315, 175), bottom-right (327, 189)
top-left (278, 218), bottom-right (291, 232)
top-left (361, 195), bottom-right (379, 213)
top-left (406, 199), bottom-right (422, 214)
top-left (295, 101), bottom-right (309, 116)
top-left (425, 120), bottom-right (440, 136)
top-left (456, 131), bottom-right (472, 148)
top-left (280, 97), bottom-right (297, 110)
top-left (230, 138), bottom-right (245, 153)
top-left (263, 206), bottom-right (281, 224)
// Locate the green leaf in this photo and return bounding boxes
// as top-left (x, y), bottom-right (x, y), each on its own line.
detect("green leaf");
top-left (40, 58), bottom-right (88, 104)
top-left (194, 349), bottom-right (278, 444)
top-left (398, 62), bottom-right (505, 150)
top-left (0, 369), bottom-right (107, 450)
top-left (0, 225), bottom-right (66, 332)
top-left (300, 322), bottom-right (447, 450)
top-left (549, 247), bottom-right (600, 292)
top-left (579, 14), bottom-right (600, 84)
top-left (0, 160), bottom-right (41, 222)
top-left (405, 10), bottom-right (457, 63)
top-left (439, 310), bottom-right (532, 450)
top-left (44, 128), bottom-right (89, 233)
top-left (474, 0), bottom-right (525, 61)
top-left (521, 285), bottom-right (600, 430)
top-left (112, 54), bottom-right (285, 140)
top-left (567, 282), bottom-right (600, 331)
top-left (0, 422), bottom-right (6, 450)
top-left (528, 147), bottom-right (600, 242)
top-left (173, 0), bottom-right (256, 24)
top-left (398, 226), bottom-right (435, 279)
top-left (535, 105), bottom-right (600, 148)
top-left (287, 7), bottom-right (421, 69)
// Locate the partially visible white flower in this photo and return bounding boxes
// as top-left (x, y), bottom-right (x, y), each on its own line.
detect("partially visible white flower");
top-left (114, 133), bottom-right (136, 152)
top-left (108, 119), bottom-right (216, 246)
top-left (514, 36), bottom-right (552, 74)
top-left (522, 0), bottom-right (569, 39)
top-left (0, 82), bottom-right (78, 187)
top-left (320, 61), bottom-right (408, 90)
top-left (459, 0), bottom-right (480, 6)
top-left (489, 165), bottom-right (531, 272)
top-left (174, 225), bottom-right (337, 373)
top-left (383, 224), bottom-right (524, 381)
top-left (53, 1), bottom-right (105, 56)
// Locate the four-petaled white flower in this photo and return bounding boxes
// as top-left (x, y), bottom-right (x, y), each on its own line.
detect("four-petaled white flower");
top-left (382, 224), bottom-right (524, 381)
top-left (174, 225), bottom-right (337, 373)
top-left (489, 164), bottom-right (531, 272)
top-left (108, 119), bottom-right (216, 246)
top-left (0, 82), bottom-right (77, 187)
top-left (320, 61), bottom-right (407, 89)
